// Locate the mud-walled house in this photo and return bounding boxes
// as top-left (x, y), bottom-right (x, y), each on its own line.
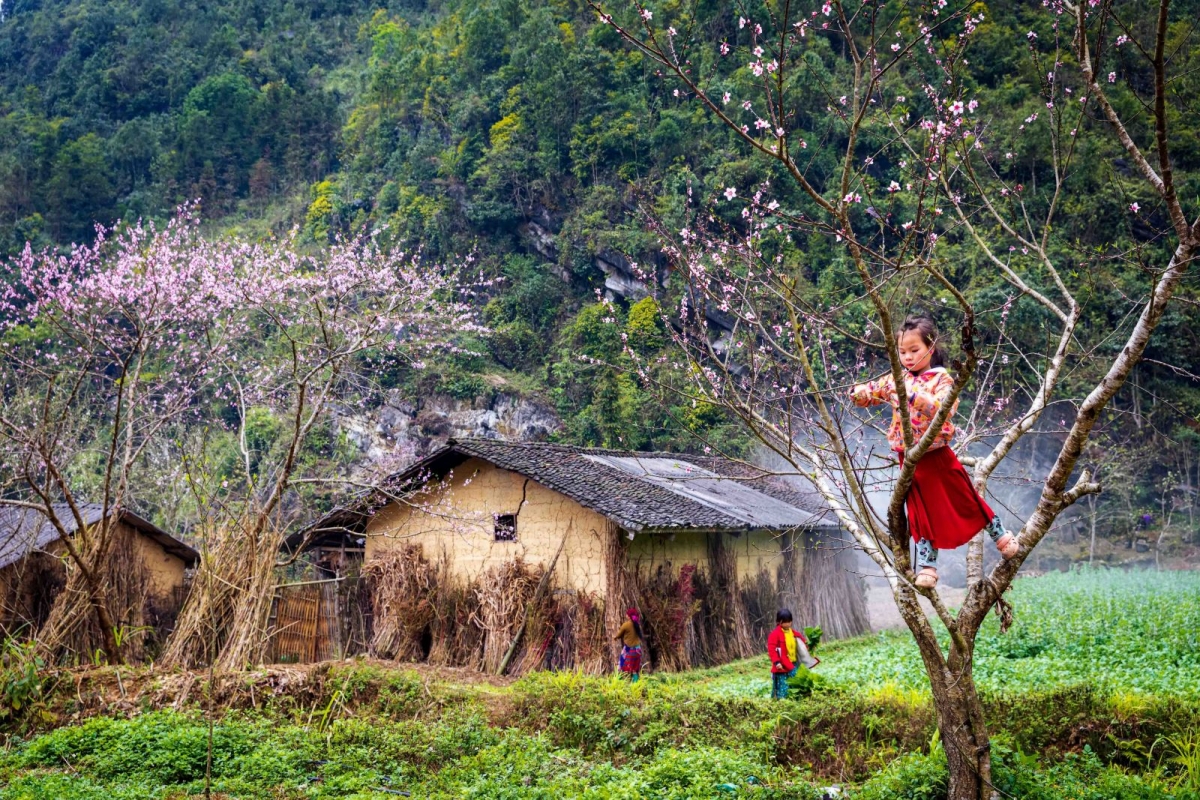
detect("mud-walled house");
top-left (0, 503), bottom-right (199, 657)
top-left (281, 438), bottom-right (870, 673)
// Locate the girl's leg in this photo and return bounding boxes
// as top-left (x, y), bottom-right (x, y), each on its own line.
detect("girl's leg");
top-left (986, 516), bottom-right (1020, 558)
top-left (984, 516), bottom-right (1006, 543)
top-left (914, 539), bottom-right (939, 587)
top-left (916, 538), bottom-right (939, 569)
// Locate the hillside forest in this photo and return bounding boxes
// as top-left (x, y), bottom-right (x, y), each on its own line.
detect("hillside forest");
top-left (1, 0), bottom-right (1199, 558)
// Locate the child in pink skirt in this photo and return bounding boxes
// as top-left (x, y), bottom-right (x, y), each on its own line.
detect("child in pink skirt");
top-left (851, 316), bottom-right (1019, 588)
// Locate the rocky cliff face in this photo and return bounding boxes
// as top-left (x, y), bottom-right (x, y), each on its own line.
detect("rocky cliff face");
top-left (519, 206), bottom-right (658, 302)
top-left (335, 390), bottom-right (562, 472)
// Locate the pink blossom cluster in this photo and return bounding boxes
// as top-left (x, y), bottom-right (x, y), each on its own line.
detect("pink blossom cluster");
top-left (1, 207), bottom-right (483, 446)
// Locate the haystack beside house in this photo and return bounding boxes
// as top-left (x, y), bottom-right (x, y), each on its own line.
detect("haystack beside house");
top-left (0, 503), bottom-right (198, 657)
top-left (281, 439), bottom-right (869, 673)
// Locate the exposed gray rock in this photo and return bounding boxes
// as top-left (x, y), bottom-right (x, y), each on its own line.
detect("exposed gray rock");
top-left (335, 390), bottom-right (562, 474)
top-left (595, 249), bottom-right (651, 301)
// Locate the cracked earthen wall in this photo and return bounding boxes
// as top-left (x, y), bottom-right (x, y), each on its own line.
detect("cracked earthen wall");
top-left (366, 458), bottom-right (611, 594)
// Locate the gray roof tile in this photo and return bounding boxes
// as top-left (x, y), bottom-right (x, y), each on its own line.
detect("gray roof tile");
top-left (292, 439), bottom-right (838, 545)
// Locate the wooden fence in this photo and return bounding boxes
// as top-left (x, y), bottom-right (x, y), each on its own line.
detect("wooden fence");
top-left (267, 576), bottom-right (371, 663)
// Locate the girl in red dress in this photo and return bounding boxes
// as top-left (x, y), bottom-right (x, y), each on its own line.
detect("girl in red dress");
top-left (851, 316), bottom-right (1019, 588)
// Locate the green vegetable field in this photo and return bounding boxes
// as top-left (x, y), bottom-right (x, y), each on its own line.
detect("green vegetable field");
top-left (697, 570), bottom-right (1200, 701)
top-left (2, 569), bottom-right (1198, 799)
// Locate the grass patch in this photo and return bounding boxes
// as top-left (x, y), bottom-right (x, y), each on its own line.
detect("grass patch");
top-left (696, 569), bottom-right (1200, 700)
top-left (2, 569), bottom-right (1198, 797)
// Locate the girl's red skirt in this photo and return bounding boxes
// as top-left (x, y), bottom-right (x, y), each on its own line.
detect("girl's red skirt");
top-left (899, 446), bottom-right (995, 549)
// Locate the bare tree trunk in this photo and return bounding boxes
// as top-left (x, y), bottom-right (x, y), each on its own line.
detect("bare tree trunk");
top-left (1155, 502), bottom-right (1175, 570)
top-left (931, 665), bottom-right (992, 800)
top-left (897, 583), bottom-right (993, 800)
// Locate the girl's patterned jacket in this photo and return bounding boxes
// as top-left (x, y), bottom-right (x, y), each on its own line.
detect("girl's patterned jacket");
top-left (852, 367), bottom-right (957, 453)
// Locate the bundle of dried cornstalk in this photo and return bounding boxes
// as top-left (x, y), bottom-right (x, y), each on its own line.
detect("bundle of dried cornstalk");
top-left (426, 574), bottom-right (483, 668)
top-left (365, 544), bottom-right (439, 660)
top-left (634, 562), bottom-right (700, 673)
top-left (33, 531), bottom-right (157, 663)
top-left (161, 519), bottom-right (281, 670)
top-left (476, 557), bottom-right (544, 674)
top-left (544, 591), bottom-right (607, 674)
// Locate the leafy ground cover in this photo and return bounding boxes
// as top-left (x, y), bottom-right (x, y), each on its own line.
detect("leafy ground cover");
top-left (695, 569), bottom-right (1200, 700)
top-left (1, 569), bottom-right (1198, 799)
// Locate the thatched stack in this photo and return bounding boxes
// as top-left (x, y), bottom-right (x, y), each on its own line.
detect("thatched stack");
top-left (634, 562), bottom-right (700, 672)
top-left (363, 551), bottom-right (609, 675)
top-left (365, 545), bottom-right (439, 660)
top-left (34, 530), bottom-right (159, 663)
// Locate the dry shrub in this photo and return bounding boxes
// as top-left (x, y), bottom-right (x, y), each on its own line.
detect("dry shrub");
top-left (476, 557), bottom-right (544, 674)
top-left (740, 567), bottom-right (777, 644)
top-left (634, 562), bottom-right (699, 672)
top-left (365, 545), bottom-right (439, 661)
top-left (427, 576), bottom-right (484, 669)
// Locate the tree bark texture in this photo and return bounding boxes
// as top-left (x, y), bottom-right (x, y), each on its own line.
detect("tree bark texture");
top-left (895, 582), bottom-right (993, 799)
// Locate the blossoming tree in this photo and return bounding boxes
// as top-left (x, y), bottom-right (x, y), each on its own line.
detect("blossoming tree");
top-left (589, 1), bottom-right (1198, 797)
top-left (0, 210), bottom-right (481, 667)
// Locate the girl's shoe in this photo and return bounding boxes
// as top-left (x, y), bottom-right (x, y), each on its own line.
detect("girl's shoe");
top-left (996, 533), bottom-right (1020, 560)
top-left (915, 567), bottom-right (938, 588)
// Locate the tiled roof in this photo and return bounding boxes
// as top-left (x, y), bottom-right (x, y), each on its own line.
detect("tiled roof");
top-left (0, 503), bottom-right (199, 570)
top-left (292, 439), bottom-right (838, 545)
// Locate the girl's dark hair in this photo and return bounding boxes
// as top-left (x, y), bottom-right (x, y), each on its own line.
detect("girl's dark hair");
top-left (776, 608), bottom-right (793, 624)
top-left (631, 618), bottom-right (644, 640)
top-left (898, 315), bottom-right (946, 368)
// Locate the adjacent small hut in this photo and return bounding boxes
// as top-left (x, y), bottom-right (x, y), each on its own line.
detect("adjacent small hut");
top-left (283, 438), bottom-right (869, 673)
top-left (0, 503), bottom-right (199, 655)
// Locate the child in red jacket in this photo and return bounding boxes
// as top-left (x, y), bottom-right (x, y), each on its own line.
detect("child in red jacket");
top-left (768, 608), bottom-right (819, 700)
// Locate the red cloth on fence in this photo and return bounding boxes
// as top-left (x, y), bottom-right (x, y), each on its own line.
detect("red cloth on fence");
top-left (900, 446), bottom-right (995, 550)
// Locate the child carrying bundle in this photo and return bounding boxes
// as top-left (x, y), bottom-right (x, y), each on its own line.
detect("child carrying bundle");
top-left (768, 608), bottom-right (818, 700)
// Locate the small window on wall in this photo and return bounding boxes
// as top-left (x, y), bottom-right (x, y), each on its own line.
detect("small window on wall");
top-left (494, 514), bottom-right (517, 542)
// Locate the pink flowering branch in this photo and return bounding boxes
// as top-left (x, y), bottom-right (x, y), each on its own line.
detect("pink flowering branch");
top-left (1, 207), bottom-right (483, 666)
